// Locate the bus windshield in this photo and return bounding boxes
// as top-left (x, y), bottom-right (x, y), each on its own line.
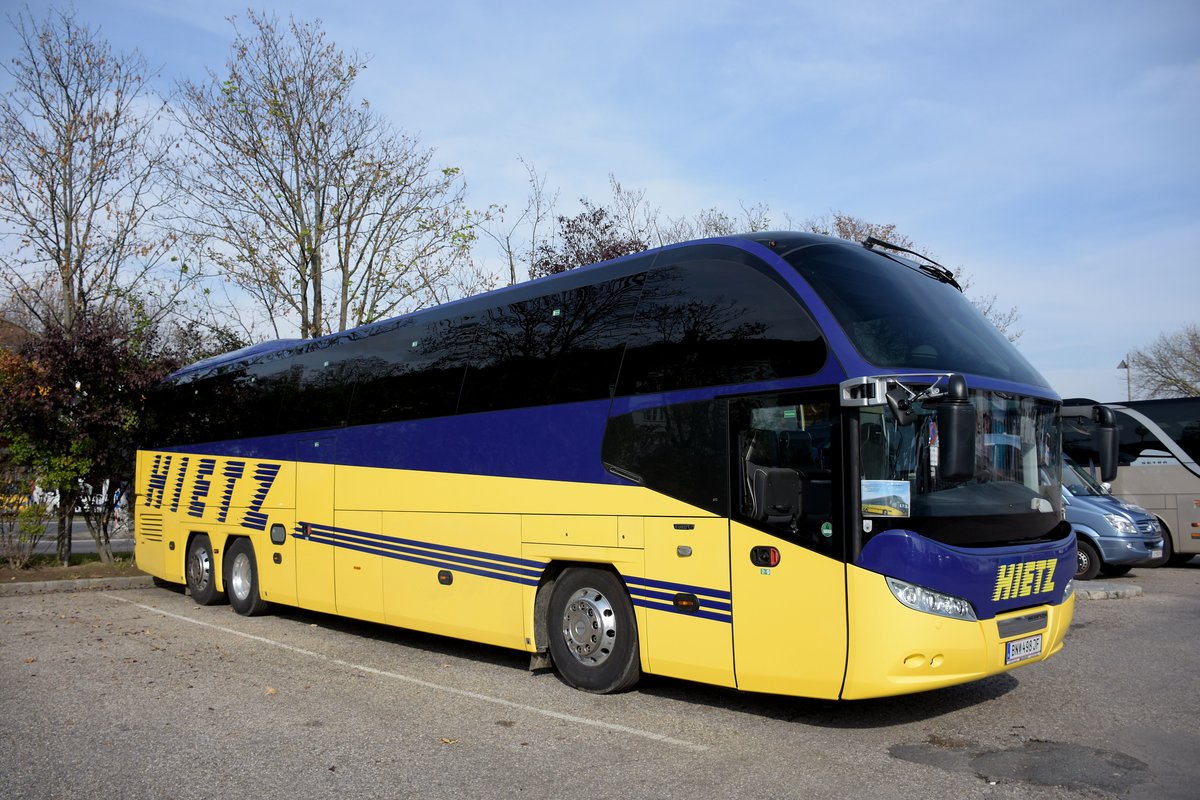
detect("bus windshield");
top-left (858, 387), bottom-right (1062, 546)
top-left (783, 243), bottom-right (1049, 387)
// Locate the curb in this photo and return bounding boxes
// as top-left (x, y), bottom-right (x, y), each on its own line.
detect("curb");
top-left (0, 575), bottom-right (154, 597)
top-left (1075, 582), bottom-right (1143, 600)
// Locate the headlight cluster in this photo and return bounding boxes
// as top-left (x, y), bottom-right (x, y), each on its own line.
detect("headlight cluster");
top-left (1103, 513), bottom-right (1138, 535)
top-left (1063, 579), bottom-right (1075, 601)
top-left (886, 577), bottom-right (977, 621)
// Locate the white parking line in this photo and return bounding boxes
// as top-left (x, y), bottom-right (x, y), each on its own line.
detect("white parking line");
top-left (103, 593), bottom-right (707, 752)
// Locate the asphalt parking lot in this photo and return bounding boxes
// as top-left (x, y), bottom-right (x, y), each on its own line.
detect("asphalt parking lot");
top-left (2, 564), bottom-right (1198, 800)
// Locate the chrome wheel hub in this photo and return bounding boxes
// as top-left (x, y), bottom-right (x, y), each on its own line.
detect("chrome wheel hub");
top-left (188, 547), bottom-right (212, 590)
top-left (561, 587), bottom-right (617, 666)
top-left (230, 552), bottom-right (252, 601)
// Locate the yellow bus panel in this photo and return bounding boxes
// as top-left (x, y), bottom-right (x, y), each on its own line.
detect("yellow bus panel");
top-left (641, 517), bottom-right (734, 687)
top-left (729, 522), bottom-right (848, 699)
top-left (841, 565), bottom-right (1075, 699)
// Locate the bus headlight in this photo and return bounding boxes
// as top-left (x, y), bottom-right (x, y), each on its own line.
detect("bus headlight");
top-left (886, 577), bottom-right (977, 621)
top-left (1063, 579), bottom-right (1074, 601)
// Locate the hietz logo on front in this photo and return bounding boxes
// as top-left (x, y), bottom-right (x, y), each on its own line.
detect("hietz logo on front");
top-left (991, 558), bottom-right (1057, 602)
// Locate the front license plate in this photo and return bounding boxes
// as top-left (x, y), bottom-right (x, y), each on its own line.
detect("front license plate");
top-left (1149, 548), bottom-right (1163, 559)
top-left (1005, 633), bottom-right (1043, 665)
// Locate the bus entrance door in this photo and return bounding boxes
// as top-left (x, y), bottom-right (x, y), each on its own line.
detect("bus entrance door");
top-left (729, 521), bottom-right (848, 699)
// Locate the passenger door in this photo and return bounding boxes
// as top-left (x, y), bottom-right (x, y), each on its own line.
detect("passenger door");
top-left (728, 393), bottom-right (849, 699)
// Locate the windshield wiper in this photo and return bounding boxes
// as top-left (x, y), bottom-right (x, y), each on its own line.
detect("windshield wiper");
top-left (863, 236), bottom-right (963, 291)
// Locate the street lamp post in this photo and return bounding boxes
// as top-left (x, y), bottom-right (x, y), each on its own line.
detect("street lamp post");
top-left (1117, 357), bottom-right (1130, 402)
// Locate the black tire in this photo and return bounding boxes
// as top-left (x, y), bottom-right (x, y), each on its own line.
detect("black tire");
top-left (185, 534), bottom-right (225, 605)
top-left (1075, 539), bottom-right (1101, 581)
top-left (1152, 528), bottom-right (1196, 567)
top-left (547, 568), bottom-right (641, 694)
top-left (225, 538), bottom-right (270, 616)
top-left (1100, 564), bottom-right (1132, 577)
top-left (1141, 520), bottom-right (1171, 568)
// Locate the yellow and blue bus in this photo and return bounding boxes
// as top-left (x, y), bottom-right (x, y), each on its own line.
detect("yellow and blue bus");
top-left (135, 232), bottom-right (1100, 699)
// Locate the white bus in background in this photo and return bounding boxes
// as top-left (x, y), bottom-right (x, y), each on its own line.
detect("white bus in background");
top-left (1063, 398), bottom-right (1200, 567)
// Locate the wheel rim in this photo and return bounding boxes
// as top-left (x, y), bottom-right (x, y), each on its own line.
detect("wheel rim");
top-left (1076, 547), bottom-right (1091, 577)
top-left (230, 552), bottom-right (252, 601)
top-left (188, 545), bottom-right (212, 591)
top-left (561, 587), bottom-right (617, 666)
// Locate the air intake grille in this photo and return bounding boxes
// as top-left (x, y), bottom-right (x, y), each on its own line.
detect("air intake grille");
top-left (997, 610), bottom-right (1048, 639)
top-left (138, 512), bottom-right (163, 542)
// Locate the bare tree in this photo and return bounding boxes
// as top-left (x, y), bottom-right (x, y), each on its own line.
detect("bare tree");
top-left (1129, 324), bottom-right (1200, 398)
top-left (173, 11), bottom-right (477, 339)
top-left (0, 7), bottom-right (184, 334)
top-left (478, 157), bottom-right (557, 285)
top-left (661, 201), bottom-right (772, 244)
top-left (530, 200), bottom-right (649, 278)
top-left (606, 174), bottom-right (662, 245)
top-left (799, 211), bottom-right (917, 250)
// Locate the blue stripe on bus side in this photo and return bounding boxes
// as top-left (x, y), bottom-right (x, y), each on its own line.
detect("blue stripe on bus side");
top-left (295, 522), bottom-right (544, 585)
top-left (624, 574), bottom-right (733, 601)
top-left (626, 585), bottom-right (732, 614)
top-left (292, 520), bottom-right (734, 623)
top-left (624, 573), bottom-right (735, 623)
top-left (629, 597), bottom-right (732, 624)
top-left (302, 521), bottom-right (547, 571)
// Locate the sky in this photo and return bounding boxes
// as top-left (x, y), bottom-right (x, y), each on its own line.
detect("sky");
top-left (2, 0), bottom-right (1197, 402)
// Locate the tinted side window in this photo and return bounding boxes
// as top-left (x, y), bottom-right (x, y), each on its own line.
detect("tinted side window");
top-left (616, 246), bottom-right (825, 396)
top-left (602, 398), bottom-right (728, 513)
top-left (459, 274), bottom-right (644, 413)
top-left (1123, 401), bottom-right (1200, 462)
top-left (348, 315), bottom-right (475, 424)
top-left (152, 364), bottom-right (270, 446)
top-left (277, 339), bottom-right (358, 432)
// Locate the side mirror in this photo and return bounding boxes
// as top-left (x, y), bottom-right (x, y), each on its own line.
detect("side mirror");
top-left (936, 374), bottom-right (976, 482)
top-left (1093, 405), bottom-right (1119, 482)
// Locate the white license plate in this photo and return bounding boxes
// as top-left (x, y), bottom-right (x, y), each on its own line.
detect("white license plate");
top-left (1149, 549), bottom-right (1163, 559)
top-left (1005, 633), bottom-right (1043, 665)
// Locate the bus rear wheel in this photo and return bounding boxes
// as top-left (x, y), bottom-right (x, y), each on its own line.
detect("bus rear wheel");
top-left (186, 534), bottom-right (225, 605)
top-left (548, 568), bottom-right (640, 694)
top-left (226, 538), bottom-right (270, 616)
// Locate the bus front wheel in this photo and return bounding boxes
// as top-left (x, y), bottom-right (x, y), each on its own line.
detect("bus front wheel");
top-left (186, 534), bottom-right (225, 605)
top-left (548, 568), bottom-right (640, 694)
top-left (226, 538), bottom-right (270, 616)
